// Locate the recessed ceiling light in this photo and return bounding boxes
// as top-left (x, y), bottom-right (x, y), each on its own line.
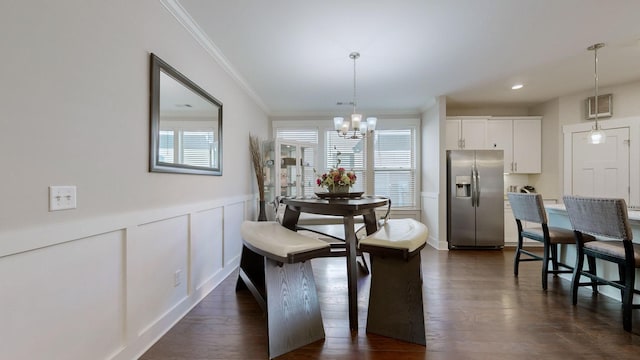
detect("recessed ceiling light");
top-left (511, 84), bottom-right (524, 90)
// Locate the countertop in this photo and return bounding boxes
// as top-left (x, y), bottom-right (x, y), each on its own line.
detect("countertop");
top-left (545, 203), bottom-right (640, 222)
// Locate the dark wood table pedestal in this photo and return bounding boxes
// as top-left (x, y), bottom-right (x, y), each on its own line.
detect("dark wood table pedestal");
top-left (281, 197), bottom-right (388, 331)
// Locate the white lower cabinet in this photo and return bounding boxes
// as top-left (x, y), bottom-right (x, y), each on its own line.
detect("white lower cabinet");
top-left (504, 201), bottom-right (520, 245)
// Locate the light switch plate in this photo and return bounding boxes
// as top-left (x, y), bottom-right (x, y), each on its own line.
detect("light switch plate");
top-left (49, 186), bottom-right (77, 211)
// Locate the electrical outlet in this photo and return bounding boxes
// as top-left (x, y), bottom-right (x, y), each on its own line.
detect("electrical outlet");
top-left (174, 269), bottom-right (182, 287)
top-left (49, 186), bottom-right (77, 211)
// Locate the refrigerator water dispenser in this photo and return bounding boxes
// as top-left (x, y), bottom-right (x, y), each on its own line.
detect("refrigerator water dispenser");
top-left (455, 175), bottom-right (471, 197)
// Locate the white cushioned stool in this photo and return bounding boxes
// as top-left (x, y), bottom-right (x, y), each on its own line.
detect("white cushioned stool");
top-left (236, 221), bottom-right (330, 359)
top-left (359, 218), bottom-right (428, 345)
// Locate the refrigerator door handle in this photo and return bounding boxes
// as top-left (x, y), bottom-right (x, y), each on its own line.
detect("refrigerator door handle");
top-left (470, 165), bottom-right (476, 207)
top-left (474, 165), bottom-right (480, 207)
top-left (471, 165), bottom-right (476, 207)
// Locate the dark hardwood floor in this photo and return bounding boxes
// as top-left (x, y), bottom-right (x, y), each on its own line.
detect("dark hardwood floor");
top-left (141, 246), bottom-right (640, 359)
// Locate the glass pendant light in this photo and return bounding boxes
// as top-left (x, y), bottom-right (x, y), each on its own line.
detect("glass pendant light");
top-left (588, 43), bottom-right (606, 145)
top-left (333, 52), bottom-right (377, 139)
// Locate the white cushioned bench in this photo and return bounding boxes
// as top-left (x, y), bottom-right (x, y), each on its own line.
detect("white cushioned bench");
top-left (241, 220), bottom-right (330, 263)
top-left (237, 221), bottom-right (329, 359)
top-left (359, 218), bottom-right (428, 258)
top-left (358, 218), bottom-right (428, 346)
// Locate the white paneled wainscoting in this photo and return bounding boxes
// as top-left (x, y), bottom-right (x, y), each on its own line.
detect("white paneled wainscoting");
top-left (0, 195), bottom-right (257, 360)
top-left (421, 191), bottom-right (444, 250)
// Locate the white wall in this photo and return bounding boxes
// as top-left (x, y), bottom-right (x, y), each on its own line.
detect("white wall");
top-left (0, 1), bottom-right (268, 359)
top-left (532, 80), bottom-right (640, 202)
top-left (558, 81), bottom-right (640, 127)
top-left (421, 96), bottom-right (447, 249)
top-left (529, 98), bottom-right (561, 199)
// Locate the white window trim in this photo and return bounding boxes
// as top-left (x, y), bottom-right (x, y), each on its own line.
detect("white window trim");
top-left (372, 118), bottom-right (421, 209)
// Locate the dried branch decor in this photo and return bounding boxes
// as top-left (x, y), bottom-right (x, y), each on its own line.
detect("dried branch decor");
top-left (249, 134), bottom-right (265, 201)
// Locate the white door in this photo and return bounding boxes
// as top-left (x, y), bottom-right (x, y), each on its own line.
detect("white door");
top-left (571, 127), bottom-right (629, 201)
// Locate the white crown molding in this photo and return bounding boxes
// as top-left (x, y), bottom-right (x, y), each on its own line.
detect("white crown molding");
top-left (268, 108), bottom-right (422, 119)
top-left (160, 0), bottom-right (270, 114)
top-left (418, 96), bottom-right (438, 113)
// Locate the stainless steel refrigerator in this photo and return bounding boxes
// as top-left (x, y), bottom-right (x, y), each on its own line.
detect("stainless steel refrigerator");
top-left (447, 150), bottom-right (504, 249)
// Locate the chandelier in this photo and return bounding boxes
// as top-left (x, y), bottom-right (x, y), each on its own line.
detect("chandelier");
top-left (588, 43), bottom-right (606, 144)
top-left (333, 52), bottom-right (377, 139)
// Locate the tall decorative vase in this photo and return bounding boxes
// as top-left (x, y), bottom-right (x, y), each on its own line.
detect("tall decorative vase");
top-left (258, 200), bottom-right (267, 221)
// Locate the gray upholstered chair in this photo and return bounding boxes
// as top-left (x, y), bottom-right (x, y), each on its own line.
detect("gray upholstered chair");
top-left (563, 195), bottom-right (640, 332)
top-left (507, 192), bottom-right (584, 290)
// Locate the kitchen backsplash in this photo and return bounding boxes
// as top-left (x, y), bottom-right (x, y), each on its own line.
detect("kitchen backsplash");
top-left (504, 173), bottom-right (530, 194)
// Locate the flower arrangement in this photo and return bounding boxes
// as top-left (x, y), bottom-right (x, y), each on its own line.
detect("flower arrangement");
top-left (316, 148), bottom-right (356, 192)
top-left (316, 167), bottom-right (357, 191)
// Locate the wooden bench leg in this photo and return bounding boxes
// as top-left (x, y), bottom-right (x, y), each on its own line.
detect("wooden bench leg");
top-left (265, 258), bottom-right (325, 359)
top-left (236, 245), bottom-right (267, 311)
top-left (366, 253), bottom-right (426, 346)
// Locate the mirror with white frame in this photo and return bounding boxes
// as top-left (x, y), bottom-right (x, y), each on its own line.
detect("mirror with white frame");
top-left (150, 53), bottom-right (223, 175)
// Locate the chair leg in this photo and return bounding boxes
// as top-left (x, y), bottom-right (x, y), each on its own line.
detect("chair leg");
top-left (586, 255), bottom-right (598, 294)
top-left (622, 263), bottom-right (635, 332)
top-left (514, 234), bottom-right (523, 277)
top-left (618, 263), bottom-right (626, 300)
top-left (542, 241), bottom-right (550, 290)
top-left (264, 258), bottom-right (325, 359)
top-left (550, 243), bottom-right (560, 273)
top-left (571, 247), bottom-right (585, 305)
top-left (367, 253), bottom-right (426, 345)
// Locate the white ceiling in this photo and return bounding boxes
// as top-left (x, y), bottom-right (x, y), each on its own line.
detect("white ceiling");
top-left (176, 0), bottom-right (640, 116)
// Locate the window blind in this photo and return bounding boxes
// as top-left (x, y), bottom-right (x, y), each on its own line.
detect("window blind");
top-left (373, 129), bottom-right (416, 207)
top-left (182, 130), bottom-right (215, 167)
top-left (275, 129), bottom-right (318, 143)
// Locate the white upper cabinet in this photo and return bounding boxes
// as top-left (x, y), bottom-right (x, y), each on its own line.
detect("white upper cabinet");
top-left (487, 120), bottom-right (513, 172)
top-left (487, 117), bottom-right (541, 174)
top-left (445, 120), bottom-right (462, 149)
top-left (445, 117), bottom-right (488, 149)
top-left (512, 118), bottom-right (541, 173)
